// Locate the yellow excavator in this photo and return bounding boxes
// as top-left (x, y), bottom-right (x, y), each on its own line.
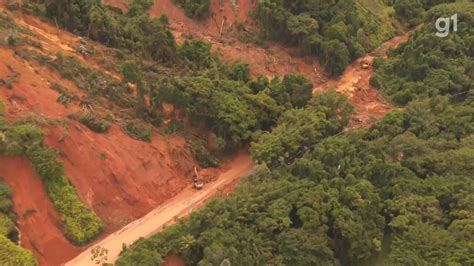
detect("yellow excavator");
top-left (193, 167), bottom-right (204, 189)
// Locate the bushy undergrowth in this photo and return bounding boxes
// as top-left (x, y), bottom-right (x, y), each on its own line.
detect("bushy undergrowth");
top-left (0, 182), bottom-right (15, 239)
top-left (0, 134), bottom-right (37, 264)
top-left (187, 137), bottom-right (218, 168)
top-left (174, 0), bottom-right (211, 19)
top-left (0, 213), bottom-right (13, 237)
top-left (123, 119), bottom-right (153, 143)
top-left (0, 234), bottom-right (37, 266)
top-left (78, 112), bottom-right (111, 133)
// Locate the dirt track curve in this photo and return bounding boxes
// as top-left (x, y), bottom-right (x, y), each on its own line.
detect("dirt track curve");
top-left (66, 152), bottom-right (254, 265)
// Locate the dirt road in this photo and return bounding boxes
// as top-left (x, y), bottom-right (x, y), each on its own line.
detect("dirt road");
top-left (66, 152), bottom-right (254, 265)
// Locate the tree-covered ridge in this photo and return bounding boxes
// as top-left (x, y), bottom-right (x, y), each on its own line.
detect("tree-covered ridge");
top-left (46, 0), bottom-right (177, 62)
top-left (255, 0), bottom-right (399, 75)
top-left (116, 2), bottom-right (474, 265)
top-left (388, 0), bottom-right (455, 27)
top-left (371, 2), bottom-right (474, 105)
top-left (153, 71), bottom-right (315, 151)
top-left (38, 0), bottom-right (319, 153)
top-left (251, 89), bottom-right (354, 165)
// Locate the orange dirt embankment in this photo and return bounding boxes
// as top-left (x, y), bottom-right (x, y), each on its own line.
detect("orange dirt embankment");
top-left (0, 156), bottom-right (79, 266)
top-left (44, 125), bottom-right (194, 233)
top-left (0, 47), bottom-right (86, 119)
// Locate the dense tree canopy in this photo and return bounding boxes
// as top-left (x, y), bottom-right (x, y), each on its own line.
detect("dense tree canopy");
top-left (389, 0), bottom-right (455, 27)
top-left (174, 0), bottom-right (211, 19)
top-left (251, 89), bottom-right (354, 164)
top-left (371, 3), bottom-right (474, 105)
top-left (46, 0), bottom-right (177, 61)
top-left (255, 0), bottom-right (398, 75)
top-left (117, 2), bottom-right (474, 265)
top-left (152, 72), bottom-right (315, 151)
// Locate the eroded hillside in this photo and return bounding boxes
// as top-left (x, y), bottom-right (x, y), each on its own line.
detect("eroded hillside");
top-left (0, 0), bottom-right (408, 265)
top-left (0, 5), bottom-right (238, 265)
top-left (104, 0), bottom-right (398, 126)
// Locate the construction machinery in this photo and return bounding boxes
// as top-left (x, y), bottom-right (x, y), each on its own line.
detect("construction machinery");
top-left (193, 167), bottom-right (204, 189)
top-left (361, 60), bottom-right (371, 69)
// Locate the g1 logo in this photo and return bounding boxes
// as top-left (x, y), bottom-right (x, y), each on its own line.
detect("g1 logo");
top-left (436, 14), bottom-right (458, 38)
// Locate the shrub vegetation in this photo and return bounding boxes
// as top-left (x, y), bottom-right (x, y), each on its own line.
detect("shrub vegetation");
top-left (78, 112), bottom-right (111, 133)
top-left (123, 119), bottom-right (153, 143)
top-left (174, 0), bottom-right (211, 19)
top-left (0, 234), bottom-right (37, 265)
top-left (0, 104), bottom-right (37, 264)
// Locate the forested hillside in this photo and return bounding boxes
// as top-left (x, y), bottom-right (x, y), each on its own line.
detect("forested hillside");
top-left (254, 0), bottom-right (399, 75)
top-left (372, 2), bottom-right (473, 105)
top-left (117, 2), bottom-right (474, 265)
top-left (36, 0), bottom-right (341, 156)
top-left (1, 0), bottom-right (473, 264)
top-left (388, 0), bottom-right (455, 27)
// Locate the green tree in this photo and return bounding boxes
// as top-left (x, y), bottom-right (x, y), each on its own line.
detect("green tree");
top-left (287, 14), bottom-right (318, 46)
top-left (389, 223), bottom-right (470, 265)
top-left (393, 0), bottom-right (425, 27)
top-left (321, 40), bottom-right (350, 76)
top-left (282, 74), bottom-right (314, 108)
top-left (121, 60), bottom-right (146, 115)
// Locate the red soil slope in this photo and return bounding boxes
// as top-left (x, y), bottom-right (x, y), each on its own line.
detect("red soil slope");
top-left (44, 125), bottom-right (194, 233)
top-left (0, 7), bottom-right (234, 265)
top-left (0, 156), bottom-right (79, 266)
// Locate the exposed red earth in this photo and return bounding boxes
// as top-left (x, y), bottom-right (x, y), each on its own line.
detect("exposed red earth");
top-left (0, 156), bottom-right (79, 266)
top-left (0, 4), bottom-right (251, 265)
